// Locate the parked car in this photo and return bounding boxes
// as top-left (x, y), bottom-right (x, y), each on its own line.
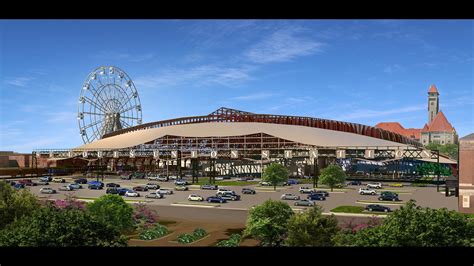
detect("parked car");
top-left (312, 190), bottom-right (329, 197)
top-left (14, 183), bottom-right (25, 189)
top-left (241, 188), bottom-right (256, 194)
top-left (74, 178), bottom-right (88, 184)
top-left (168, 175), bottom-right (178, 180)
top-left (36, 180), bottom-right (49, 185)
top-left (133, 186), bottom-right (148, 192)
top-left (294, 199), bottom-right (315, 206)
top-left (68, 183), bottom-right (82, 189)
top-left (157, 188), bottom-right (173, 195)
top-left (378, 194), bottom-right (400, 201)
top-left (281, 193), bottom-right (300, 200)
top-left (147, 175), bottom-right (160, 181)
top-left (40, 176), bottom-right (52, 182)
top-left (175, 185), bottom-right (189, 191)
top-left (215, 176), bottom-right (224, 181)
top-left (133, 173), bottom-right (146, 179)
top-left (125, 190), bottom-right (140, 197)
top-left (287, 179), bottom-right (299, 185)
top-left (347, 180), bottom-right (362, 186)
top-left (57, 183), bottom-right (72, 190)
top-left (117, 188), bottom-right (130, 196)
top-left (366, 204), bottom-right (391, 213)
top-left (201, 184), bottom-right (218, 190)
top-left (106, 183), bottom-right (120, 188)
top-left (145, 183), bottom-right (160, 189)
top-left (121, 175), bottom-right (132, 180)
top-left (206, 196), bottom-right (227, 203)
top-left (19, 179), bottom-right (36, 186)
top-left (367, 182), bottom-right (383, 189)
top-left (259, 181), bottom-right (271, 186)
top-left (380, 191), bottom-right (399, 197)
top-left (88, 184), bottom-right (103, 190)
top-left (216, 188), bottom-right (234, 196)
top-left (220, 193), bottom-right (241, 201)
top-left (299, 186), bottom-right (314, 194)
top-left (40, 187), bottom-right (56, 194)
top-left (52, 177), bottom-right (65, 183)
top-left (145, 192), bottom-right (163, 199)
top-left (174, 179), bottom-right (189, 186)
top-left (307, 193), bottom-right (326, 201)
top-left (187, 194), bottom-right (204, 201)
top-left (157, 176), bottom-right (169, 182)
top-left (359, 188), bottom-right (377, 195)
top-left (106, 188), bottom-right (119, 194)
top-left (88, 181), bottom-right (104, 188)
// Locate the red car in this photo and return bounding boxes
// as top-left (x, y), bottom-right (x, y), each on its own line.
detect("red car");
top-left (18, 179), bottom-right (36, 186)
top-left (133, 186), bottom-right (148, 192)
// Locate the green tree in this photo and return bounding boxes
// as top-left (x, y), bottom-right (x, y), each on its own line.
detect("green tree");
top-left (334, 200), bottom-right (474, 247)
top-left (319, 164), bottom-right (346, 192)
top-left (262, 163), bottom-right (289, 191)
top-left (0, 203), bottom-right (127, 247)
top-left (286, 206), bottom-right (340, 246)
top-left (425, 143), bottom-right (459, 160)
top-left (87, 194), bottom-right (134, 232)
top-left (244, 199), bottom-right (294, 246)
top-left (0, 181), bottom-right (40, 229)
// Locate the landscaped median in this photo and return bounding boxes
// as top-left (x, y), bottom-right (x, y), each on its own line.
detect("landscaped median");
top-left (174, 228), bottom-right (209, 244)
top-left (330, 206), bottom-right (390, 216)
top-left (356, 199), bottom-right (405, 206)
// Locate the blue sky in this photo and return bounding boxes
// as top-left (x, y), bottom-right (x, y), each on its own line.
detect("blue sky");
top-left (1, 19), bottom-right (473, 152)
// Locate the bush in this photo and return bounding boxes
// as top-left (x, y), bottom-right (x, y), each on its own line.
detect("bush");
top-left (138, 224), bottom-right (169, 240)
top-left (177, 228), bottom-right (208, 244)
top-left (216, 234), bottom-right (242, 247)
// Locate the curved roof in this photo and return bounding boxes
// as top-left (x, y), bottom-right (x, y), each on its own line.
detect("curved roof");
top-left (77, 122), bottom-right (411, 150)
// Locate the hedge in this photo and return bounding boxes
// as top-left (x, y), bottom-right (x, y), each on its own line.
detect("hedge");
top-left (139, 224), bottom-right (169, 240)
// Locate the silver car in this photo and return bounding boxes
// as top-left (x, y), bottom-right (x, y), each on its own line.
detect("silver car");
top-left (280, 193), bottom-right (300, 200)
top-left (40, 187), bottom-right (56, 194)
top-left (157, 188), bottom-right (173, 195)
top-left (294, 199), bottom-right (315, 206)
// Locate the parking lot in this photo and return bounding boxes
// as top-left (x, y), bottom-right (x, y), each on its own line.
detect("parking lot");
top-left (8, 175), bottom-right (458, 217)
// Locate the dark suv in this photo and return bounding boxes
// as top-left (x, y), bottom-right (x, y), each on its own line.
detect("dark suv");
top-left (378, 193), bottom-right (399, 201)
top-left (106, 188), bottom-right (119, 194)
top-left (74, 178), bottom-right (88, 184)
top-left (307, 193), bottom-right (326, 201)
top-left (242, 188), bottom-right (256, 194)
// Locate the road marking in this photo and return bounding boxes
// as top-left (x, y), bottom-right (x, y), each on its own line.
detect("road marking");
top-left (171, 203), bottom-right (218, 208)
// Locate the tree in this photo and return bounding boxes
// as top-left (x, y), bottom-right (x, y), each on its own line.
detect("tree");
top-left (319, 164), bottom-right (346, 191)
top-left (425, 143), bottom-right (459, 160)
top-left (0, 181), bottom-right (40, 229)
top-left (285, 206), bottom-right (340, 246)
top-left (244, 199), bottom-right (294, 246)
top-left (334, 200), bottom-right (474, 247)
top-left (0, 203), bottom-right (127, 247)
top-left (262, 163), bottom-right (289, 191)
top-left (87, 194), bottom-right (134, 233)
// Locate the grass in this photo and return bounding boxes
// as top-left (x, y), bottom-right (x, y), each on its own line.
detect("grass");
top-left (193, 179), bottom-right (259, 186)
top-left (356, 199), bottom-right (405, 205)
top-left (331, 205), bottom-right (390, 215)
top-left (331, 206), bottom-right (365, 213)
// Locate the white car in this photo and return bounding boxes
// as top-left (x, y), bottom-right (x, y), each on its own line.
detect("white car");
top-left (52, 177), bottom-right (65, 183)
top-left (216, 188), bottom-right (233, 196)
top-left (157, 188), bottom-right (173, 195)
top-left (215, 176), bottom-right (224, 181)
top-left (259, 181), bottom-right (271, 186)
top-left (367, 183), bottom-right (383, 189)
top-left (187, 194), bottom-right (204, 201)
top-left (168, 175), bottom-right (178, 180)
top-left (125, 190), bottom-right (140, 197)
top-left (299, 187), bottom-right (314, 194)
top-left (147, 175), bottom-right (160, 180)
top-left (40, 187), bottom-right (56, 194)
top-left (359, 188), bottom-right (377, 195)
top-left (157, 176), bottom-right (169, 182)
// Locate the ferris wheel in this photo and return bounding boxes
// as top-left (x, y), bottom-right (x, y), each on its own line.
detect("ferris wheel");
top-left (78, 66), bottom-right (142, 144)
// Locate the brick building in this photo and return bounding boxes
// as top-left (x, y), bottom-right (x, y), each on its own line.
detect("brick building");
top-left (459, 133), bottom-right (474, 213)
top-left (375, 84), bottom-right (458, 146)
top-left (0, 151), bottom-right (32, 168)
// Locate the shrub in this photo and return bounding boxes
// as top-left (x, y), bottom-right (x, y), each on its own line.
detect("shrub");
top-left (216, 234), bottom-right (242, 247)
top-left (138, 224), bottom-right (169, 240)
top-left (177, 228), bottom-right (208, 244)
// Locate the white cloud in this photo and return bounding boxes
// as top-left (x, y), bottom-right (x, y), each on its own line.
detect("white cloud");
top-left (134, 65), bottom-right (254, 89)
top-left (383, 64), bottom-right (404, 74)
top-left (231, 92), bottom-right (277, 101)
top-left (4, 76), bottom-right (34, 87)
top-left (244, 28), bottom-right (324, 64)
top-left (333, 104), bottom-right (425, 121)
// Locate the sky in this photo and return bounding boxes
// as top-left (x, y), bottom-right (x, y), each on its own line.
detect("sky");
top-left (0, 19), bottom-right (473, 153)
